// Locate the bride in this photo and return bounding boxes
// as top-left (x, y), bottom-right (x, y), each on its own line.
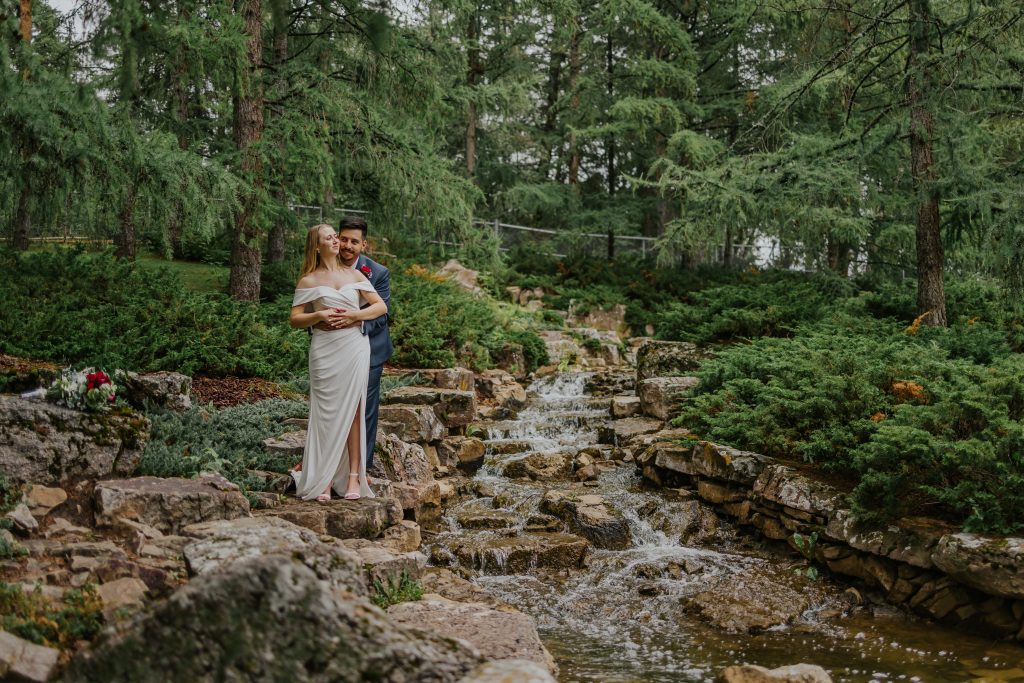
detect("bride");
top-left (289, 223), bottom-right (388, 502)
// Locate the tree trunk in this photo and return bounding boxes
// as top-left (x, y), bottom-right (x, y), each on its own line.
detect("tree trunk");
top-left (606, 33), bottom-right (616, 195)
top-left (466, 13), bottom-right (481, 175)
top-left (167, 1), bottom-right (191, 258)
top-left (115, 187), bottom-right (138, 260)
top-left (567, 25), bottom-right (581, 188)
top-left (13, 190), bottom-right (31, 250)
top-left (266, 21), bottom-right (288, 264)
top-left (906, 0), bottom-right (946, 326)
top-left (826, 237), bottom-right (851, 276)
top-left (541, 39), bottom-right (563, 181)
top-left (13, 0), bottom-right (32, 249)
top-left (19, 0), bottom-right (31, 80)
top-left (229, 0), bottom-right (264, 302)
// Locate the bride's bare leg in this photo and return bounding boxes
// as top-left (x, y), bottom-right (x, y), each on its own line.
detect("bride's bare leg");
top-left (343, 407), bottom-right (362, 498)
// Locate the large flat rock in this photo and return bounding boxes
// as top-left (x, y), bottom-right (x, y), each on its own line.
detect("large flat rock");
top-left (0, 395), bottom-right (149, 485)
top-left (501, 452), bottom-right (572, 482)
top-left (258, 496), bottom-right (403, 540)
top-left (385, 387), bottom-right (477, 428)
top-left (379, 404), bottom-right (446, 443)
top-left (823, 510), bottom-right (948, 570)
top-left (0, 629), bottom-right (60, 683)
top-left (931, 533), bottom-right (1024, 600)
top-left (597, 417), bottom-right (663, 447)
top-left (752, 464), bottom-right (844, 519)
top-left (647, 440), bottom-right (770, 487)
top-left (445, 532), bottom-right (588, 574)
top-left (182, 516), bottom-right (366, 594)
top-left (637, 376), bottom-right (698, 420)
top-left (636, 340), bottom-right (707, 381)
top-left (94, 473), bottom-right (250, 534)
top-left (389, 596), bottom-right (555, 673)
top-left (540, 490), bottom-right (630, 550)
top-left (62, 556), bottom-right (482, 682)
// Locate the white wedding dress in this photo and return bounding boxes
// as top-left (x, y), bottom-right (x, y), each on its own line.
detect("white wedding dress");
top-left (290, 282), bottom-right (376, 500)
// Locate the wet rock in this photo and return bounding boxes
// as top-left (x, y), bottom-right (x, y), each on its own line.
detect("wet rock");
top-left (825, 552), bottom-right (897, 593)
top-left (385, 386), bottom-right (477, 428)
top-left (637, 376), bottom-right (699, 420)
top-left (597, 417), bottom-right (663, 446)
top-left (642, 499), bottom-right (721, 544)
top-left (262, 429), bottom-right (306, 456)
top-left (182, 516), bottom-right (366, 594)
top-left (488, 440), bottom-right (533, 455)
top-left (94, 473), bottom-right (250, 535)
top-left (525, 514), bottom-right (562, 533)
top-left (636, 340), bottom-right (707, 381)
top-left (717, 663), bottom-right (833, 683)
top-left (457, 659), bottom-right (557, 683)
top-left (457, 510), bottom-right (520, 530)
top-left (823, 510), bottom-right (947, 569)
top-left (610, 396), bottom-right (641, 418)
top-left (931, 534), bottom-right (1024, 600)
top-left (0, 395), bottom-right (149, 486)
top-left (446, 533), bottom-right (588, 574)
top-left (476, 370), bottom-right (528, 412)
top-left (339, 538), bottom-right (424, 588)
top-left (121, 371), bottom-right (192, 412)
top-left (502, 452), bottom-right (573, 481)
top-left (650, 440), bottom-right (770, 487)
top-left (753, 464), bottom-right (844, 519)
top-left (682, 569), bottom-right (811, 633)
top-left (438, 436), bottom-right (487, 473)
top-left (259, 496), bottom-right (403, 540)
top-left (378, 405), bottom-right (447, 443)
top-left (585, 371), bottom-right (636, 398)
top-left (26, 485), bottom-right (67, 518)
top-left (0, 629), bottom-right (60, 682)
top-left (389, 596), bottom-right (555, 673)
top-left (575, 463), bottom-right (600, 482)
top-left (62, 556), bottom-right (482, 682)
top-left (540, 490), bottom-right (631, 550)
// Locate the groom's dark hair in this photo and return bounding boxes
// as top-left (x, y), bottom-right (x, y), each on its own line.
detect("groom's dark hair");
top-left (339, 215), bottom-right (368, 238)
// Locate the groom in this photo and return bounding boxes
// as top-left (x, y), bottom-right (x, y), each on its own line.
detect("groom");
top-left (314, 215), bottom-right (393, 469)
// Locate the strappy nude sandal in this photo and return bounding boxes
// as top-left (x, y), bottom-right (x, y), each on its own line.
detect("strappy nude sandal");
top-left (343, 473), bottom-right (361, 500)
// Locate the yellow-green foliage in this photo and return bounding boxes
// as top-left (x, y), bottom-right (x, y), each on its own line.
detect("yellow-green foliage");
top-left (0, 583), bottom-right (104, 649)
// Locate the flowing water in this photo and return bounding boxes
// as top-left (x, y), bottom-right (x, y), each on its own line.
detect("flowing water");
top-left (431, 372), bottom-right (1024, 683)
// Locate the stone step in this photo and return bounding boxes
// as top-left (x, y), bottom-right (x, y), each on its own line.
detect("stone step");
top-left (439, 532), bottom-right (589, 574)
top-left (257, 497), bottom-right (402, 541)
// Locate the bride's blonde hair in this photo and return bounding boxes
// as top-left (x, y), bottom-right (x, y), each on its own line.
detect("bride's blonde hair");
top-left (299, 224), bottom-right (341, 278)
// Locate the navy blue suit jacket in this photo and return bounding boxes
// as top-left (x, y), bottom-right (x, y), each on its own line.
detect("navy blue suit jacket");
top-left (355, 254), bottom-right (394, 367)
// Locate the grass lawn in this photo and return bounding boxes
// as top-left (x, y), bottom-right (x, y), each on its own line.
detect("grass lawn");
top-left (136, 254), bottom-right (228, 294)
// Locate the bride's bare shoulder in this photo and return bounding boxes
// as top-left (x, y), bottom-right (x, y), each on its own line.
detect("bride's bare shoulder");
top-left (296, 273), bottom-right (320, 289)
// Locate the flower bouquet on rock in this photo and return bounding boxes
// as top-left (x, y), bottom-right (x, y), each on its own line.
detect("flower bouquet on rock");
top-left (46, 367), bottom-right (126, 412)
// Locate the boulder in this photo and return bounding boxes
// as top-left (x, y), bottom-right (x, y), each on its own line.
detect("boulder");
top-left (597, 417), bottom-right (663, 446)
top-left (931, 534), bottom-right (1024, 600)
top-left (682, 569), bottom-right (811, 633)
top-left (121, 371), bottom-right (192, 412)
top-left (457, 510), bottom-right (520, 530)
top-left (494, 343), bottom-right (529, 380)
top-left (540, 490), bottom-right (630, 550)
top-left (259, 497), bottom-right (403, 540)
top-left (26, 485), bottom-right (67, 518)
top-left (182, 516), bottom-right (366, 594)
top-left (372, 434), bottom-right (441, 524)
top-left (385, 387), bottom-right (477, 428)
top-left (636, 340), bottom-right (707, 381)
top-left (389, 596), bottom-right (555, 673)
top-left (640, 499), bottom-right (721, 544)
top-left (62, 556), bottom-right (482, 683)
top-left (262, 430), bottom-right (306, 456)
top-left (457, 659), bottom-right (557, 683)
top-left (476, 370), bottom-right (528, 411)
top-left (378, 405), bottom-right (446, 443)
top-left (501, 452), bottom-right (572, 481)
top-left (339, 538), bottom-right (424, 588)
top-left (381, 520), bottom-right (422, 553)
top-left (438, 259), bottom-right (483, 295)
top-left (610, 396), bottom-right (641, 419)
top-left (637, 376), bottom-right (698, 420)
top-left (6, 502), bottom-right (37, 535)
top-left (650, 441), bottom-right (770, 487)
top-left (96, 578), bottom-right (149, 615)
top-left (752, 464), bottom-right (844, 519)
top-left (94, 473), bottom-right (250, 535)
top-left (0, 630), bottom-right (60, 683)
top-left (718, 664), bottom-right (833, 683)
top-left (823, 510), bottom-right (948, 570)
top-left (0, 395), bottom-right (149, 485)
top-left (444, 533), bottom-right (588, 574)
top-left (437, 436), bottom-right (487, 473)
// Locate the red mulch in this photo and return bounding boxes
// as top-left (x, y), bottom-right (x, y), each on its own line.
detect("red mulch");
top-left (191, 376), bottom-right (302, 408)
top-left (0, 353), bottom-right (59, 374)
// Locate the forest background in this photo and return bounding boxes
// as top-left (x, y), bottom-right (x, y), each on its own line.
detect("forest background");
top-left (2, 0), bottom-right (1024, 533)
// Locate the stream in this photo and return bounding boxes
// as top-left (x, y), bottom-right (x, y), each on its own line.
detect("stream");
top-left (429, 372), bottom-right (1024, 683)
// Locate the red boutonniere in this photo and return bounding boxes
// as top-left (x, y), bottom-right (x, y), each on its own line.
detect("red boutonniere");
top-left (359, 264), bottom-right (373, 277)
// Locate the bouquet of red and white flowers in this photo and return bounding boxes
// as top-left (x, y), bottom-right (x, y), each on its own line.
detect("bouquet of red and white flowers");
top-left (46, 367), bottom-right (124, 412)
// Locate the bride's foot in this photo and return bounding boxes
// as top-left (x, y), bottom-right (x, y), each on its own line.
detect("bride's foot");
top-left (315, 489), bottom-right (330, 503)
top-left (343, 473), bottom-right (361, 500)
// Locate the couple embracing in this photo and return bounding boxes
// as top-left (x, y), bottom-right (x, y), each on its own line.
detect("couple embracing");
top-left (288, 216), bottom-right (393, 502)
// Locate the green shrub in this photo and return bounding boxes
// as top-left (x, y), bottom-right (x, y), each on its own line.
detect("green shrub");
top-left (370, 571), bottom-right (424, 608)
top-left (0, 249), bottom-right (308, 379)
top-left (137, 398), bottom-right (309, 493)
top-left (677, 321), bottom-right (1024, 532)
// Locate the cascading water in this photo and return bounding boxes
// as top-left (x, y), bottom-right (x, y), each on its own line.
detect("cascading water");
top-left (432, 372), bottom-right (1024, 682)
